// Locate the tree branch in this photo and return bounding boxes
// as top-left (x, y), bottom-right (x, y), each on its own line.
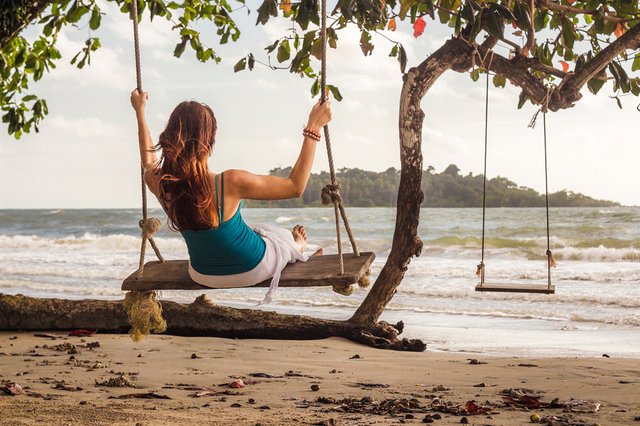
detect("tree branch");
top-left (523, 0), bottom-right (535, 56)
top-left (0, 1), bottom-right (51, 48)
top-left (524, 56), bottom-right (567, 78)
top-left (450, 38), bottom-right (548, 104)
top-left (556, 22), bottom-right (640, 109)
top-left (538, 0), bottom-right (635, 23)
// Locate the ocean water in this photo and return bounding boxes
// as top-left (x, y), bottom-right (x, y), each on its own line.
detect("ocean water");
top-left (1, 207), bottom-right (639, 357)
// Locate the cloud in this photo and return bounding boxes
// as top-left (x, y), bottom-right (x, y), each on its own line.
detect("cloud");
top-left (102, 0), bottom-right (175, 49)
top-left (47, 114), bottom-right (122, 139)
top-left (47, 31), bottom-right (129, 90)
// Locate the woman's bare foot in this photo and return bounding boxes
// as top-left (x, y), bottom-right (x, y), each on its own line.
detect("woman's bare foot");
top-left (292, 225), bottom-right (308, 253)
top-left (292, 225), bottom-right (324, 256)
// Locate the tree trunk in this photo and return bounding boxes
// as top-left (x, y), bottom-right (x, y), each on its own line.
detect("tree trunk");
top-left (0, 293), bottom-right (426, 351)
top-left (350, 38), bottom-right (472, 325)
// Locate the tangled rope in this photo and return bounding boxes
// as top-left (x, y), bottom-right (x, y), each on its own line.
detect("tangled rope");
top-left (123, 290), bottom-right (167, 342)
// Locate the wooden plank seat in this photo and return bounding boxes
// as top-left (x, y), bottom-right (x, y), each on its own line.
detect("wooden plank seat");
top-left (475, 283), bottom-right (555, 294)
top-left (122, 252), bottom-right (376, 291)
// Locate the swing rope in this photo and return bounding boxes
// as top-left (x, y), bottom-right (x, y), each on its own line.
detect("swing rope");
top-left (476, 68), bottom-right (555, 291)
top-left (542, 112), bottom-right (557, 284)
top-left (124, 0), bottom-right (167, 342)
top-left (319, 0), bottom-right (367, 293)
top-left (476, 71), bottom-right (490, 284)
top-left (131, 0), bottom-right (164, 279)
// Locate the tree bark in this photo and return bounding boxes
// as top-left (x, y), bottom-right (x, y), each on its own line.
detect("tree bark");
top-left (0, 293), bottom-right (426, 351)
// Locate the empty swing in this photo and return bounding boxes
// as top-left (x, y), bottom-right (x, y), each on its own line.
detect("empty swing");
top-left (474, 71), bottom-right (556, 295)
top-left (121, 0), bottom-right (374, 295)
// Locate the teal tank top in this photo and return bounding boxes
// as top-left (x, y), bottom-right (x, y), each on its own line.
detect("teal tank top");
top-left (180, 172), bottom-right (266, 275)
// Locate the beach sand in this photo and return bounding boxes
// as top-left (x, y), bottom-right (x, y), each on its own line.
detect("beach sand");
top-left (0, 332), bottom-right (638, 425)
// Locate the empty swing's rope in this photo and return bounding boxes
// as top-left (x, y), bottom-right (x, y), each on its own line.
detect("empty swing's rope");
top-left (477, 71), bottom-right (490, 286)
top-left (542, 112), bottom-right (555, 289)
top-left (131, 0), bottom-right (164, 277)
top-left (319, 0), bottom-right (359, 276)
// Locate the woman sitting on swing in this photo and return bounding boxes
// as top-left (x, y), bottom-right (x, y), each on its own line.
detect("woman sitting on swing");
top-left (130, 89), bottom-right (331, 303)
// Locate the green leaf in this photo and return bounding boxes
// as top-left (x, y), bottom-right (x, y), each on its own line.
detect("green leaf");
top-left (277, 39), bottom-right (291, 63)
top-left (560, 15), bottom-right (576, 50)
top-left (438, 8), bottom-right (450, 24)
top-left (174, 37), bottom-right (188, 58)
top-left (512, 0), bottom-right (530, 30)
top-left (399, 0), bottom-right (419, 20)
top-left (613, 96), bottom-right (622, 109)
top-left (327, 84), bottom-right (343, 101)
top-left (490, 3), bottom-right (515, 21)
top-left (517, 90), bottom-right (528, 109)
top-left (327, 28), bottom-right (338, 49)
top-left (533, 11), bottom-right (547, 32)
top-left (310, 38), bottom-right (322, 60)
top-left (609, 61), bottom-right (630, 92)
top-left (234, 57), bottom-right (247, 72)
top-left (484, 11), bottom-right (504, 39)
top-left (22, 95), bottom-right (38, 102)
top-left (70, 51), bottom-right (81, 65)
top-left (310, 79), bottom-right (320, 97)
top-left (461, 0), bottom-right (475, 21)
top-left (454, 12), bottom-right (462, 35)
top-left (89, 7), bottom-right (101, 30)
top-left (398, 44), bottom-right (407, 73)
top-left (492, 73), bottom-right (506, 88)
top-left (587, 69), bottom-right (606, 95)
top-left (632, 55), bottom-right (640, 72)
top-left (256, 0), bottom-right (278, 25)
top-left (302, 30), bottom-right (317, 51)
top-left (359, 31), bottom-right (374, 56)
top-left (66, 2), bottom-right (90, 23)
top-left (265, 39), bottom-right (279, 53)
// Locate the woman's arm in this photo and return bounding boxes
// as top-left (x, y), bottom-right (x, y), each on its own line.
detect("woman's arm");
top-left (130, 89), bottom-right (160, 194)
top-left (227, 100), bottom-right (332, 201)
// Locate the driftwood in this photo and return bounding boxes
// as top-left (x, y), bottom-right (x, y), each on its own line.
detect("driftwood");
top-left (0, 293), bottom-right (426, 351)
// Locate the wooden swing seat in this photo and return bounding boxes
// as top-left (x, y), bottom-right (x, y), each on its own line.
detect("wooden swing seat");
top-left (475, 283), bottom-right (555, 294)
top-left (122, 252), bottom-right (375, 291)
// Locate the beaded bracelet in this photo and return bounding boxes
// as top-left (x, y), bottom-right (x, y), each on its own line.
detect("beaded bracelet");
top-left (303, 127), bottom-right (321, 141)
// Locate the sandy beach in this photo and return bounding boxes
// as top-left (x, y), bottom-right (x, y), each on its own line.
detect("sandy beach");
top-left (1, 332), bottom-right (638, 425)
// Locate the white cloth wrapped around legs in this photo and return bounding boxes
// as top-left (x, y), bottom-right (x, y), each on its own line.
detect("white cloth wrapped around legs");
top-left (187, 224), bottom-right (308, 304)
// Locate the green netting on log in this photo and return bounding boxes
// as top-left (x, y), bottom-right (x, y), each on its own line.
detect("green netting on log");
top-left (123, 290), bottom-right (167, 342)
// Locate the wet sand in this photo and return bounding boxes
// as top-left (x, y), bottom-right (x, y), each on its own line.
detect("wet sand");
top-left (1, 332), bottom-right (639, 425)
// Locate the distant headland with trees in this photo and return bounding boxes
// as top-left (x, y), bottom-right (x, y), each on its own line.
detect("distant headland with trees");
top-left (246, 165), bottom-right (619, 208)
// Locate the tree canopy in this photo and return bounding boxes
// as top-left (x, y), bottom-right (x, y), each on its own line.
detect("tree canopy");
top-left (1, 0), bottom-right (639, 138)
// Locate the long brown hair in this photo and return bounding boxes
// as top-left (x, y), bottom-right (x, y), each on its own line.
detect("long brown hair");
top-left (156, 101), bottom-right (218, 231)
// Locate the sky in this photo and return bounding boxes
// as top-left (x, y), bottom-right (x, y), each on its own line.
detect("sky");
top-left (1, 1), bottom-right (638, 208)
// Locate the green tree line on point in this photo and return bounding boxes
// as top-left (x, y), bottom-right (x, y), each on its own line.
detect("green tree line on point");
top-left (245, 164), bottom-right (619, 208)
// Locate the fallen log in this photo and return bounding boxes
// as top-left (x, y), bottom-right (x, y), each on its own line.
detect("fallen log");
top-left (0, 293), bottom-right (426, 351)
